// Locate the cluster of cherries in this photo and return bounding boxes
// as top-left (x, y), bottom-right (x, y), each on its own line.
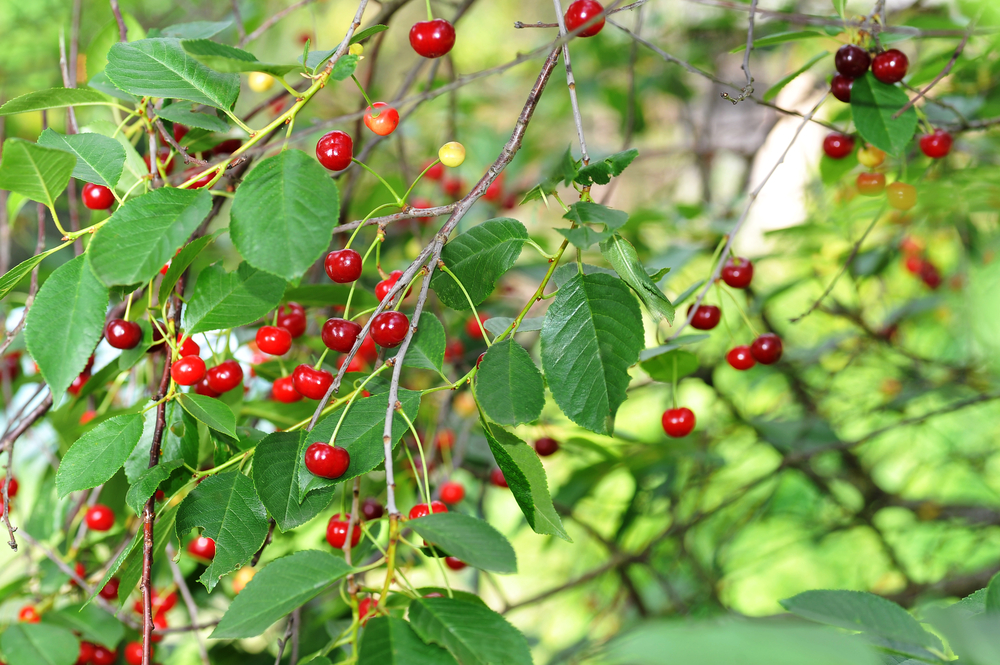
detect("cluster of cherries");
top-left (830, 43), bottom-right (910, 103)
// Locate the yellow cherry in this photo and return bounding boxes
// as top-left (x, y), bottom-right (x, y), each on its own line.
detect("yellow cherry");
top-left (248, 72), bottom-right (274, 93)
top-left (887, 182), bottom-right (917, 211)
top-left (349, 43), bottom-right (364, 56)
top-left (438, 142), bottom-right (466, 168)
top-left (857, 145), bottom-right (886, 168)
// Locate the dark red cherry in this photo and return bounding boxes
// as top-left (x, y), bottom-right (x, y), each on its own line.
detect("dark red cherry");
top-left (918, 261), bottom-right (942, 290)
top-left (445, 557), bottom-right (467, 571)
top-left (2, 476), bottom-right (18, 498)
top-left (325, 249), bottom-right (363, 283)
top-left (91, 646), bottom-right (116, 665)
top-left (326, 514), bottom-right (362, 548)
top-left (195, 376), bottom-right (220, 398)
top-left (370, 311), bottom-right (410, 348)
top-left (292, 364), bottom-right (334, 400)
top-left (688, 304), bottom-right (721, 330)
top-left (872, 49), bottom-right (908, 84)
top-left (408, 501), bottom-right (448, 519)
top-left (444, 339), bottom-right (465, 362)
top-left (105, 319), bottom-right (142, 350)
top-left (750, 333), bottom-right (783, 364)
top-left (256, 325), bottom-right (292, 355)
top-left (534, 437), bottom-right (560, 456)
top-left (465, 313), bottom-right (490, 339)
top-left (187, 536), bottom-right (216, 559)
top-left (82, 183), bottom-right (115, 210)
top-left (171, 356), bottom-right (206, 386)
top-left (423, 160), bottom-right (445, 181)
top-left (99, 577), bottom-right (120, 600)
top-left (823, 133), bottom-right (855, 159)
top-left (409, 19), bottom-right (456, 58)
top-left (361, 498), bottom-right (384, 520)
top-left (272, 376), bottom-right (302, 403)
top-left (182, 167), bottom-right (213, 189)
top-left (375, 270), bottom-right (403, 301)
top-left (831, 74), bottom-right (853, 103)
top-left (78, 641), bottom-right (97, 665)
top-left (661, 407), bottom-right (695, 438)
top-left (85, 504), bottom-right (115, 531)
top-left (834, 44), bottom-right (871, 78)
top-left (564, 0), bottom-right (605, 37)
top-left (123, 642), bottom-right (144, 665)
top-left (316, 130), bottom-right (353, 171)
top-left (726, 346), bottom-right (756, 370)
top-left (206, 359), bottom-right (244, 394)
top-left (322, 318), bottom-right (362, 353)
top-left (304, 443), bottom-right (350, 479)
top-left (919, 129), bottom-right (953, 159)
top-left (490, 468), bottom-right (508, 488)
top-left (721, 257), bottom-right (754, 289)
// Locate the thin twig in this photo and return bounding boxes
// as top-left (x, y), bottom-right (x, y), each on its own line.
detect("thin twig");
top-left (231, 0), bottom-right (246, 40)
top-left (153, 118), bottom-right (208, 166)
top-left (70, 485), bottom-right (103, 553)
top-left (109, 0), bottom-right (128, 41)
top-left (893, 23), bottom-right (975, 119)
top-left (552, 0), bottom-right (590, 164)
top-left (166, 544), bottom-right (211, 665)
top-left (240, 0), bottom-right (319, 48)
top-left (721, 0), bottom-right (757, 104)
top-left (274, 614), bottom-right (295, 665)
top-left (251, 518), bottom-right (276, 567)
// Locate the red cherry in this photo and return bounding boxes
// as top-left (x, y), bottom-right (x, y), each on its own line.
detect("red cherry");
top-left (370, 311), bottom-right (410, 348)
top-left (359, 597), bottom-right (376, 625)
top-left (872, 49), bottom-right (908, 84)
top-left (143, 147), bottom-right (175, 175)
top-left (445, 557), bottom-right (467, 571)
top-left (18, 605), bottom-right (40, 623)
top-left (195, 376), bottom-right (221, 398)
top-left (256, 325), bottom-right (293, 355)
top-left (424, 160), bottom-right (445, 180)
top-left (439, 481), bottom-right (465, 505)
top-left (565, 0), bottom-right (605, 37)
top-left (213, 139), bottom-right (243, 155)
top-left (85, 504), bottom-right (115, 531)
top-left (325, 249), bottom-right (363, 283)
top-left (206, 360), bottom-right (244, 394)
top-left (919, 129), bottom-right (953, 159)
top-left (465, 313), bottom-right (490, 339)
top-left (857, 172), bottom-right (886, 196)
top-left (304, 443), bottom-right (350, 479)
top-left (409, 18), bottom-right (456, 58)
top-left (358, 331), bottom-right (379, 364)
top-left (91, 646), bottom-right (116, 665)
top-left (362, 498), bottom-right (384, 520)
top-left (292, 364), bottom-right (334, 400)
top-left (823, 133), bottom-right (855, 160)
top-left (831, 74), bottom-right (853, 103)
top-left (363, 102), bottom-right (400, 136)
top-left (188, 536), bottom-right (216, 559)
top-left (320, 318), bottom-right (362, 354)
top-left (69, 561), bottom-right (86, 586)
top-left (408, 501), bottom-right (448, 520)
top-left (272, 376), bottom-right (302, 403)
top-left (444, 339), bottom-right (465, 362)
top-left (1, 352), bottom-right (21, 382)
top-left (173, 124), bottom-right (189, 143)
top-left (171, 356), bottom-right (206, 386)
top-left (82, 183), bottom-right (115, 210)
top-left (375, 270), bottom-right (403, 301)
top-left (68, 371), bottom-right (90, 396)
top-left (99, 577), bottom-right (120, 600)
top-left (490, 467), bottom-right (508, 488)
top-left (2, 476), bottom-right (18, 498)
top-left (919, 261), bottom-right (942, 290)
top-left (834, 44), bottom-right (871, 78)
top-left (688, 304), bottom-right (721, 330)
top-left (182, 167), bottom-right (213, 189)
top-left (721, 257), bottom-right (754, 289)
top-left (277, 303), bottom-right (307, 338)
top-left (177, 334), bottom-right (200, 357)
top-left (105, 319), bottom-right (142, 350)
top-left (661, 407), bottom-right (696, 438)
top-left (750, 333), bottom-right (783, 364)
top-left (534, 437), bottom-right (560, 456)
top-left (78, 641), bottom-right (96, 665)
top-left (326, 514), bottom-right (362, 548)
top-left (484, 173), bottom-right (504, 202)
top-left (316, 130), bottom-right (353, 171)
top-left (726, 346), bottom-right (756, 370)
top-left (442, 177), bottom-right (464, 198)
top-left (124, 642), bottom-right (145, 665)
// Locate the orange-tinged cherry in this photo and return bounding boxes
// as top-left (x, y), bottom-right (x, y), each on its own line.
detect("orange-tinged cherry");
top-left (363, 102), bottom-right (399, 136)
top-left (857, 172), bottom-right (886, 196)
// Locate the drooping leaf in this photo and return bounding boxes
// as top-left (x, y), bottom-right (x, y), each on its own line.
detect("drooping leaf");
top-left (359, 616), bottom-right (460, 665)
top-left (56, 415), bottom-right (145, 497)
top-left (0, 244), bottom-right (68, 301)
top-left (212, 550), bottom-right (353, 639)
top-left (184, 262), bottom-right (286, 334)
top-left (641, 350), bottom-right (699, 383)
top-left (24, 255), bottom-right (109, 401)
top-left (105, 38), bottom-right (241, 110)
top-left (430, 218), bottom-right (528, 310)
top-left (37, 129), bottom-right (125, 188)
top-left (540, 273), bottom-right (644, 435)
top-left (0, 138), bottom-right (76, 208)
top-left (158, 231), bottom-right (220, 303)
top-left (574, 148), bottom-right (639, 186)
top-left (252, 432), bottom-right (335, 531)
top-left (46, 603), bottom-right (125, 649)
top-left (155, 104), bottom-right (229, 133)
top-left (126, 459), bottom-right (184, 515)
top-left (476, 339), bottom-right (544, 426)
top-left (391, 313), bottom-right (446, 372)
top-left (0, 624), bottom-right (78, 665)
top-left (482, 426), bottom-right (570, 541)
top-left (0, 88), bottom-right (111, 116)
top-left (409, 512), bottom-right (517, 574)
top-left (88, 187), bottom-right (212, 286)
top-left (851, 73), bottom-right (918, 155)
top-left (176, 472), bottom-right (269, 590)
top-left (600, 233), bottom-right (675, 322)
top-left (178, 393), bottom-right (238, 438)
top-left (230, 149), bottom-right (341, 281)
top-left (182, 39), bottom-right (299, 76)
top-left (408, 597), bottom-right (532, 665)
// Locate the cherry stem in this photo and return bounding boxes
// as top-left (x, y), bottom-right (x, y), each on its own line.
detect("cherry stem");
top-left (352, 159), bottom-right (401, 203)
top-left (328, 365), bottom-right (389, 446)
top-left (400, 159), bottom-right (442, 205)
top-left (201, 333), bottom-right (220, 366)
top-left (124, 292), bottom-right (134, 322)
top-left (346, 202), bottom-right (395, 250)
top-left (398, 409), bottom-right (432, 507)
top-left (351, 74), bottom-right (377, 112)
top-left (439, 265), bottom-right (491, 347)
top-left (425, 0), bottom-right (434, 21)
top-left (715, 282), bottom-right (737, 344)
top-left (672, 355), bottom-right (679, 410)
top-left (720, 287), bottom-right (759, 337)
top-left (273, 309), bottom-right (279, 327)
top-left (314, 348), bottom-right (330, 371)
top-left (350, 306), bottom-right (378, 322)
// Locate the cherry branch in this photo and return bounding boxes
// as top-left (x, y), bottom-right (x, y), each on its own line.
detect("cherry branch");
top-left (154, 118), bottom-right (208, 167)
top-left (333, 204), bottom-right (459, 235)
top-left (1, 390), bottom-right (52, 551)
top-left (109, 0), bottom-right (127, 42)
top-left (893, 22), bottom-right (976, 119)
top-left (552, 0), bottom-right (590, 164)
top-left (721, 0), bottom-right (757, 105)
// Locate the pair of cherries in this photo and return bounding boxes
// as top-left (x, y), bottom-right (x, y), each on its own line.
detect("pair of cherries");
top-left (726, 333), bottom-right (783, 370)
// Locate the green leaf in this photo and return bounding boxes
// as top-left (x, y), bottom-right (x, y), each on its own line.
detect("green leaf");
top-left (24, 255), bottom-right (108, 400)
top-left (46, 603), bottom-right (125, 648)
top-left (230, 149), bottom-right (341, 281)
top-left (0, 244), bottom-right (67, 301)
top-left (926, 606), bottom-right (1000, 665)
top-left (430, 218), bottom-right (528, 310)
top-left (88, 187), bottom-right (212, 286)
top-left (483, 316), bottom-right (544, 336)
top-left (158, 231), bottom-right (220, 303)
top-left (126, 460), bottom-right (184, 515)
top-left (819, 153), bottom-right (856, 185)
top-left (359, 616), bottom-right (460, 665)
top-left (409, 597), bottom-right (532, 665)
top-left (851, 73), bottom-right (918, 155)
top-left (641, 349), bottom-right (698, 383)
top-left (105, 38), bottom-right (240, 110)
top-left (833, 0), bottom-right (847, 18)
top-left (476, 339), bottom-right (544, 426)
top-left (555, 226), bottom-right (612, 248)
top-left (540, 273), bottom-right (644, 435)
top-left (409, 512), bottom-right (517, 574)
top-left (987, 573), bottom-right (1000, 613)
top-left (283, 284), bottom-right (377, 309)
top-left (604, 621), bottom-right (880, 665)
top-left (563, 201), bottom-right (629, 230)
top-left (0, 624), bottom-right (78, 665)
top-left (56, 415), bottom-right (145, 497)
top-left (176, 472), bottom-right (269, 590)
top-left (391, 313), bottom-right (445, 372)
top-left (178, 393), bottom-right (238, 438)
top-left (82, 531), bottom-right (138, 608)
top-left (781, 590), bottom-right (942, 651)
top-left (252, 432), bottom-right (335, 531)
top-left (482, 426), bottom-right (570, 541)
top-left (161, 20), bottom-right (233, 39)
top-left (212, 550), bottom-right (353, 639)
top-left (0, 138), bottom-right (76, 208)
top-left (0, 88), bottom-right (112, 116)
top-left (600, 233), bottom-right (675, 323)
top-left (574, 148), bottom-right (638, 186)
top-left (298, 390), bottom-right (422, 501)
top-left (37, 129), bottom-right (125, 188)
top-left (182, 39), bottom-right (299, 76)
top-left (330, 54), bottom-right (360, 80)
top-left (764, 52), bottom-right (827, 102)
top-left (351, 24), bottom-right (389, 44)
top-left (184, 262), bottom-right (286, 334)
top-left (82, 120), bottom-right (146, 191)
top-left (87, 71), bottom-right (139, 102)
top-left (155, 104), bottom-right (229, 132)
